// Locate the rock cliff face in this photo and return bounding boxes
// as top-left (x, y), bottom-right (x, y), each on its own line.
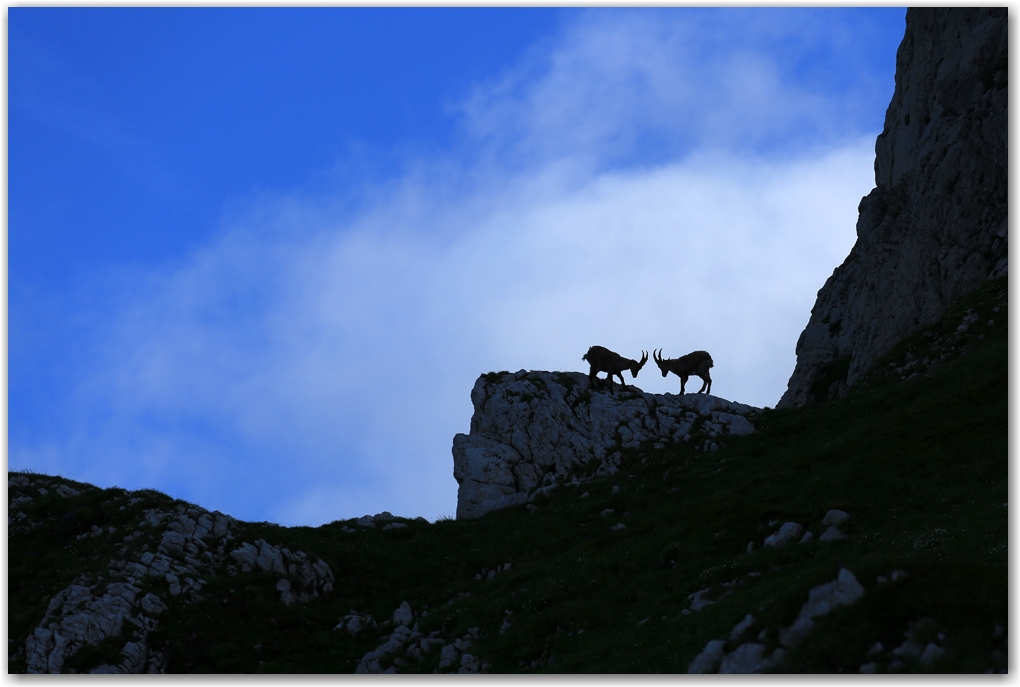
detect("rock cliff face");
top-left (779, 8), bottom-right (1007, 408)
top-left (453, 370), bottom-right (759, 519)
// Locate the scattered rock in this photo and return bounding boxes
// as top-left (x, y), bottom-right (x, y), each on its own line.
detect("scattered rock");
top-left (688, 639), bottom-right (726, 674)
top-left (336, 612), bottom-right (376, 636)
top-left (779, 568), bottom-right (865, 649)
top-left (821, 509), bottom-right (850, 527)
top-left (229, 539), bottom-right (334, 604)
top-left (687, 588), bottom-right (725, 612)
top-left (730, 613), bottom-right (755, 641)
top-left (55, 484), bottom-right (81, 498)
top-left (819, 526), bottom-right (847, 542)
top-left (919, 643), bottom-right (945, 667)
top-left (392, 602), bottom-right (414, 627)
top-left (719, 643), bottom-right (767, 674)
top-left (763, 522), bottom-right (805, 548)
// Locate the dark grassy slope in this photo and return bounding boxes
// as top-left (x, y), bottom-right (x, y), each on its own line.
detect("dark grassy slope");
top-left (8, 278), bottom-right (1007, 673)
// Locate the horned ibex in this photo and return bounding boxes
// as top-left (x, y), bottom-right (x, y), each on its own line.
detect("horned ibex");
top-left (653, 349), bottom-right (713, 394)
top-left (582, 346), bottom-right (648, 392)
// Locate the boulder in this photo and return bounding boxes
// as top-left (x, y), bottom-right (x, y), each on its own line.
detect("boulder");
top-left (779, 568), bottom-right (865, 648)
top-left (719, 643), bottom-right (767, 674)
top-left (821, 509), bottom-right (850, 527)
top-left (763, 522), bottom-right (805, 548)
top-left (393, 601), bottom-right (414, 627)
top-left (687, 639), bottom-right (726, 674)
top-left (819, 525), bottom-right (847, 542)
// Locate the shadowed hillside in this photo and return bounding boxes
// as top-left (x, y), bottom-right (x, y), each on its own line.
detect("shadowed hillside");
top-left (9, 277), bottom-right (1006, 673)
top-left (9, 8), bottom-right (1007, 674)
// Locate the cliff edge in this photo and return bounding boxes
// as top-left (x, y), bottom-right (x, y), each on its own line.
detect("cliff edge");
top-left (452, 370), bottom-right (759, 519)
top-left (779, 8), bottom-right (1007, 408)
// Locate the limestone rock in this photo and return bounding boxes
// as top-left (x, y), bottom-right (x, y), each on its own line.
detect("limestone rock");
top-left (336, 613), bottom-right (376, 636)
top-left (687, 587), bottom-right (724, 612)
top-left (453, 370), bottom-right (759, 519)
top-left (24, 581), bottom-right (161, 674)
top-left (719, 643), bottom-right (767, 674)
top-left (819, 525), bottom-right (847, 542)
top-left (16, 479), bottom-right (335, 673)
top-left (779, 568), bottom-right (865, 649)
top-left (763, 522), bottom-right (805, 548)
top-left (729, 613), bottom-right (755, 642)
top-left (229, 542), bottom-right (259, 570)
top-left (821, 509), bottom-right (850, 527)
top-left (393, 601), bottom-right (414, 627)
top-left (687, 639), bottom-right (726, 674)
top-left (919, 643), bottom-right (945, 667)
top-left (779, 8), bottom-right (1007, 408)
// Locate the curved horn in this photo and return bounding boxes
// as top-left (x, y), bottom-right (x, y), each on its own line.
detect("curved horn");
top-left (638, 350), bottom-right (648, 367)
top-left (653, 348), bottom-right (661, 363)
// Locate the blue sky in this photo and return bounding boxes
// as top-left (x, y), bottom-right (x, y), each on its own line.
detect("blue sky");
top-left (9, 7), bottom-right (907, 525)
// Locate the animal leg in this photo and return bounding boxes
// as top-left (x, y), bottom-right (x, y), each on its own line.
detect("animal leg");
top-left (696, 373), bottom-right (711, 394)
top-left (680, 375), bottom-right (687, 394)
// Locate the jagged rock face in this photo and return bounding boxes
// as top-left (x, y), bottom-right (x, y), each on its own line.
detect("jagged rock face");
top-left (10, 474), bottom-right (334, 674)
top-left (452, 370), bottom-right (759, 520)
top-left (779, 8), bottom-right (1007, 408)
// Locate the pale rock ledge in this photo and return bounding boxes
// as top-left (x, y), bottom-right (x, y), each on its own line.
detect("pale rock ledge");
top-left (452, 370), bottom-right (760, 519)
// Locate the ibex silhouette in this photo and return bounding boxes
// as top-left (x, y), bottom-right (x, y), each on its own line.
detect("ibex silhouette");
top-left (582, 346), bottom-right (648, 392)
top-left (653, 349), bottom-right (713, 394)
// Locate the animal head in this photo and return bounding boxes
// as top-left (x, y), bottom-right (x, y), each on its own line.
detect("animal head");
top-left (653, 349), bottom-right (670, 377)
top-left (631, 351), bottom-right (649, 378)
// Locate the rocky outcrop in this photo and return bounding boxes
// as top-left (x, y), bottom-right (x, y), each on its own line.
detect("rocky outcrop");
top-left (453, 370), bottom-right (760, 519)
top-left (688, 568), bottom-right (865, 674)
top-left (343, 601), bottom-right (488, 674)
top-left (227, 539), bottom-right (334, 605)
top-left (779, 8), bottom-right (1007, 408)
top-left (10, 474), bottom-right (334, 673)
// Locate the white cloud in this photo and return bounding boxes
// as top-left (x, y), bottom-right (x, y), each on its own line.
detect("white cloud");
top-left (11, 10), bottom-right (886, 526)
top-left (457, 9), bottom-right (881, 168)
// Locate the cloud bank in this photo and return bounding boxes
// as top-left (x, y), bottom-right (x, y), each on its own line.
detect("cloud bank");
top-left (11, 9), bottom-right (893, 525)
